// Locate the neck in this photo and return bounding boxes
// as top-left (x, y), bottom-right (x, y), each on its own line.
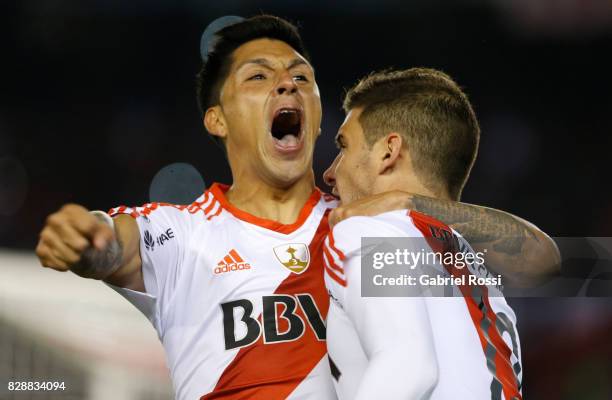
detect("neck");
top-left (373, 173), bottom-right (452, 201)
top-left (225, 171), bottom-right (316, 224)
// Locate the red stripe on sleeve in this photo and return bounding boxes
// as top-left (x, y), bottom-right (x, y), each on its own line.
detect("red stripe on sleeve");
top-left (327, 230), bottom-right (346, 261)
top-left (207, 206), bottom-right (223, 221)
top-left (322, 243), bottom-right (344, 274)
top-left (324, 258), bottom-right (347, 287)
top-left (204, 198), bottom-right (218, 215)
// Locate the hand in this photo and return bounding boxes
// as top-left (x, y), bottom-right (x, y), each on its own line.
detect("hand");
top-left (36, 204), bottom-right (115, 272)
top-left (329, 191), bottom-right (411, 227)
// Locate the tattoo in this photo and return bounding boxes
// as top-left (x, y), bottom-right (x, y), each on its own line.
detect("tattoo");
top-left (409, 195), bottom-right (537, 256)
top-left (71, 239), bottom-right (123, 279)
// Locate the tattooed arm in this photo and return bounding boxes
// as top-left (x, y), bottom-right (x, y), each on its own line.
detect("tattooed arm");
top-left (330, 192), bottom-right (561, 287)
top-left (408, 195), bottom-right (560, 286)
top-left (36, 205), bottom-right (144, 291)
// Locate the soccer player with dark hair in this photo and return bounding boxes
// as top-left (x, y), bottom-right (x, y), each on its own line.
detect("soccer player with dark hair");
top-left (323, 68), bottom-right (523, 399)
top-left (36, 16), bottom-right (554, 399)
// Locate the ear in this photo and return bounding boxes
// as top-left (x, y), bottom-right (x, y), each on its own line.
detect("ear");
top-left (204, 106), bottom-right (227, 140)
top-left (378, 132), bottom-right (403, 175)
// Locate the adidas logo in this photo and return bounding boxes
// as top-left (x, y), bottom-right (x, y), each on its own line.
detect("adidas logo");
top-left (214, 249), bottom-right (251, 275)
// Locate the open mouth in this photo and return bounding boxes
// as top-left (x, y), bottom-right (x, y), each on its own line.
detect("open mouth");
top-left (270, 108), bottom-right (303, 150)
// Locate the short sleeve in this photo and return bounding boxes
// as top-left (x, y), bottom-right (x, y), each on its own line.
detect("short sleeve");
top-left (106, 202), bottom-right (193, 328)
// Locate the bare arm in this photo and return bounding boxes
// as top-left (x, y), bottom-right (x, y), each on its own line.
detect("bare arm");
top-left (330, 192), bottom-right (561, 287)
top-left (36, 204), bottom-right (144, 291)
top-left (407, 195), bottom-right (560, 286)
top-left (101, 214), bottom-right (144, 291)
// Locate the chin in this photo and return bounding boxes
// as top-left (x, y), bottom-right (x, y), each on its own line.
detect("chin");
top-left (263, 137), bottom-right (312, 166)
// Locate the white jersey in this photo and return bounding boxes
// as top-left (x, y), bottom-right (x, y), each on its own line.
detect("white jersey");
top-left (324, 210), bottom-right (523, 400)
top-left (108, 183), bottom-right (338, 400)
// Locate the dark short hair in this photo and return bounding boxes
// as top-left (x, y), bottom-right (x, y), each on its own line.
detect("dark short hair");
top-left (343, 68), bottom-right (480, 200)
top-left (196, 15), bottom-right (309, 116)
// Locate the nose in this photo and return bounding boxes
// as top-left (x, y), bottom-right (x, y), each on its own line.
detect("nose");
top-left (323, 154), bottom-right (340, 188)
top-left (276, 71), bottom-right (298, 95)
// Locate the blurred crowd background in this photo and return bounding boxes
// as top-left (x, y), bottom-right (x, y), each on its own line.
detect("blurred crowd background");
top-left (1, 0), bottom-right (612, 399)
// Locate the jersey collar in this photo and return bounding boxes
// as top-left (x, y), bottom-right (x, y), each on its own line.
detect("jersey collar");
top-left (208, 183), bottom-right (322, 234)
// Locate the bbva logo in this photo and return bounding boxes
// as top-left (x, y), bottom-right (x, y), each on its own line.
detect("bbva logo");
top-left (221, 294), bottom-right (326, 350)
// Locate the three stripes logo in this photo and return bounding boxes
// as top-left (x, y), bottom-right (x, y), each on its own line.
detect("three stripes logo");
top-left (215, 249), bottom-right (251, 275)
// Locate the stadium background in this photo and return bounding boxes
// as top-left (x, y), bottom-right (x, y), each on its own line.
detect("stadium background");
top-left (1, 0), bottom-right (611, 399)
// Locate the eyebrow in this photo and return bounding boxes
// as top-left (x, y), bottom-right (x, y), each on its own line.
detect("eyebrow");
top-left (236, 57), bottom-right (312, 72)
top-left (236, 58), bottom-right (273, 71)
top-left (287, 58), bottom-right (309, 70)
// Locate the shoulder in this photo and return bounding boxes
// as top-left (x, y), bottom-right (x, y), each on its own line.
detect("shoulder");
top-left (330, 210), bottom-right (422, 243)
top-left (107, 189), bottom-right (223, 222)
top-left (406, 210), bottom-right (453, 237)
top-left (326, 209), bottom-right (459, 264)
top-left (330, 210), bottom-right (427, 255)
